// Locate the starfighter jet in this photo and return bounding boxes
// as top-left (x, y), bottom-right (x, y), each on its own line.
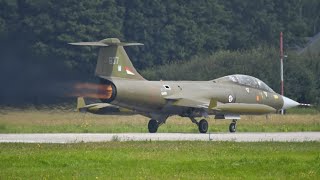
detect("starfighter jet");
top-left (70, 38), bottom-right (301, 133)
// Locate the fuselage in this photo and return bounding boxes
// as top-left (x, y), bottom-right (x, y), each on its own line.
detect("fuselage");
top-left (107, 78), bottom-right (285, 117)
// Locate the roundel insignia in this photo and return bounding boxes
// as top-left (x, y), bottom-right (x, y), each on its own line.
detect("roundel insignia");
top-left (228, 95), bottom-right (234, 103)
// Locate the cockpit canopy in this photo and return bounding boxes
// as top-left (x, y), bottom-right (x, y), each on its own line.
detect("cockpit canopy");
top-left (213, 74), bottom-right (275, 93)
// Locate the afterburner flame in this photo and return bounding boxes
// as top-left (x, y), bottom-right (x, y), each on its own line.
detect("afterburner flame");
top-left (74, 82), bottom-right (110, 91)
top-left (70, 93), bottom-right (112, 99)
top-left (68, 82), bottom-right (113, 99)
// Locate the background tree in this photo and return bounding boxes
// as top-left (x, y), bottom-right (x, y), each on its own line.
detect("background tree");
top-left (0, 0), bottom-right (319, 105)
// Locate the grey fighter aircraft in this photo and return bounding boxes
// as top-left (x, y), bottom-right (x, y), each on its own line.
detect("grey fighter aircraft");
top-left (70, 38), bottom-right (300, 133)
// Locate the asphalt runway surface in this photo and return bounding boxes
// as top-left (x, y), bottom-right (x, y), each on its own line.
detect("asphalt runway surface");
top-left (0, 132), bottom-right (320, 143)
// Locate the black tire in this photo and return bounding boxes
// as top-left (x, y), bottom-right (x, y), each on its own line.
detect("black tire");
top-left (148, 119), bottom-right (158, 133)
top-left (229, 122), bottom-right (236, 133)
top-left (198, 119), bottom-right (208, 133)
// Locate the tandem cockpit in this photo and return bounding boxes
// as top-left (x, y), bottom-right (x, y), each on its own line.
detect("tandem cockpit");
top-left (213, 74), bottom-right (275, 93)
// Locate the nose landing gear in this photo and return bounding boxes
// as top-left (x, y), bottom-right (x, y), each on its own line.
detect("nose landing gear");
top-left (229, 119), bottom-right (237, 133)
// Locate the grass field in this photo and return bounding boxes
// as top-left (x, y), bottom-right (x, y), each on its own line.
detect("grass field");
top-left (1, 108), bottom-right (319, 179)
top-left (0, 142), bottom-right (319, 179)
top-left (0, 108), bottom-right (320, 133)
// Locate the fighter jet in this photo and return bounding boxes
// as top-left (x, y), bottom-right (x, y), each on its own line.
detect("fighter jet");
top-left (70, 38), bottom-right (301, 133)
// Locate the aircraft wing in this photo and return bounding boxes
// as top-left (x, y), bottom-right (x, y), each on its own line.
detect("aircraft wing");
top-left (164, 96), bottom-right (209, 109)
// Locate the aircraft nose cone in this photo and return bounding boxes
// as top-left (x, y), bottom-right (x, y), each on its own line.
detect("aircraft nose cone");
top-left (282, 96), bottom-right (300, 109)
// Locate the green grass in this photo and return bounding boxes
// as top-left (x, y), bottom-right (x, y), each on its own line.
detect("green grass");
top-left (0, 109), bottom-right (320, 133)
top-left (0, 142), bottom-right (319, 179)
top-left (286, 107), bottom-right (320, 115)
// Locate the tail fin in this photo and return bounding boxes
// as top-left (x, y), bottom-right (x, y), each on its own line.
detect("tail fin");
top-left (70, 38), bottom-right (145, 80)
top-left (77, 97), bottom-right (86, 110)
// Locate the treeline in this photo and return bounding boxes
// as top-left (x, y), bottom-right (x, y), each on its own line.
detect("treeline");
top-left (0, 0), bottom-right (319, 104)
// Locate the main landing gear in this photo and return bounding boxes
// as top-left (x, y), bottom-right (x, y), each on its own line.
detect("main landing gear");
top-left (148, 117), bottom-right (237, 133)
top-left (147, 114), bottom-right (169, 133)
top-left (148, 119), bottom-right (158, 133)
top-left (190, 117), bottom-right (208, 133)
top-left (229, 119), bottom-right (237, 133)
top-left (148, 117), bottom-right (208, 133)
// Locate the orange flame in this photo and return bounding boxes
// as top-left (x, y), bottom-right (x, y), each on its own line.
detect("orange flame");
top-left (74, 83), bottom-right (110, 91)
top-left (67, 82), bottom-right (113, 99)
top-left (70, 93), bottom-right (112, 99)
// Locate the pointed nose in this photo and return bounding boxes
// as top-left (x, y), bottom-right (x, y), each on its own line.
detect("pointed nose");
top-left (282, 96), bottom-right (300, 109)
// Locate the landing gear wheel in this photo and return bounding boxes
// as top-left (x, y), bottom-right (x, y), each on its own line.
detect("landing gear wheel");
top-left (229, 122), bottom-right (236, 133)
top-left (148, 119), bottom-right (158, 133)
top-left (198, 119), bottom-right (208, 133)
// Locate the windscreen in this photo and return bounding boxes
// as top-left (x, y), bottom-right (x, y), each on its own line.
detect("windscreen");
top-left (214, 74), bottom-right (275, 93)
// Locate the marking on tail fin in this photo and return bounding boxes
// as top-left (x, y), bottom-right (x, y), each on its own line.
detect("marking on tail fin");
top-left (108, 57), bottom-right (119, 64)
top-left (125, 67), bottom-right (135, 75)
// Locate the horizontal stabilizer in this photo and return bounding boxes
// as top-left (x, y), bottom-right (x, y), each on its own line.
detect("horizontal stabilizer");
top-left (77, 97), bottom-right (117, 112)
top-left (69, 42), bottom-right (109, 46)
top-left (69, 38), bottom-right (143, 47)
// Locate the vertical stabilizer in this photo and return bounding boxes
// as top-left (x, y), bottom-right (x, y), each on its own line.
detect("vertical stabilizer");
top-left (70, 38), bottom-right (145, 80)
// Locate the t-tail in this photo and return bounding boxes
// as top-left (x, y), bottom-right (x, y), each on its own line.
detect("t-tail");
top-left (69, 38), bottom-right (145, 80)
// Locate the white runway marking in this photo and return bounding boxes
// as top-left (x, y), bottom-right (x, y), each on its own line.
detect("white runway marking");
top-left (0, 132), bottom-right (320, 143)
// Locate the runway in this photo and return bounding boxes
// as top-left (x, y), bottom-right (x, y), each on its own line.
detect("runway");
top-left (0, 132), bottom-right (320, 143)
